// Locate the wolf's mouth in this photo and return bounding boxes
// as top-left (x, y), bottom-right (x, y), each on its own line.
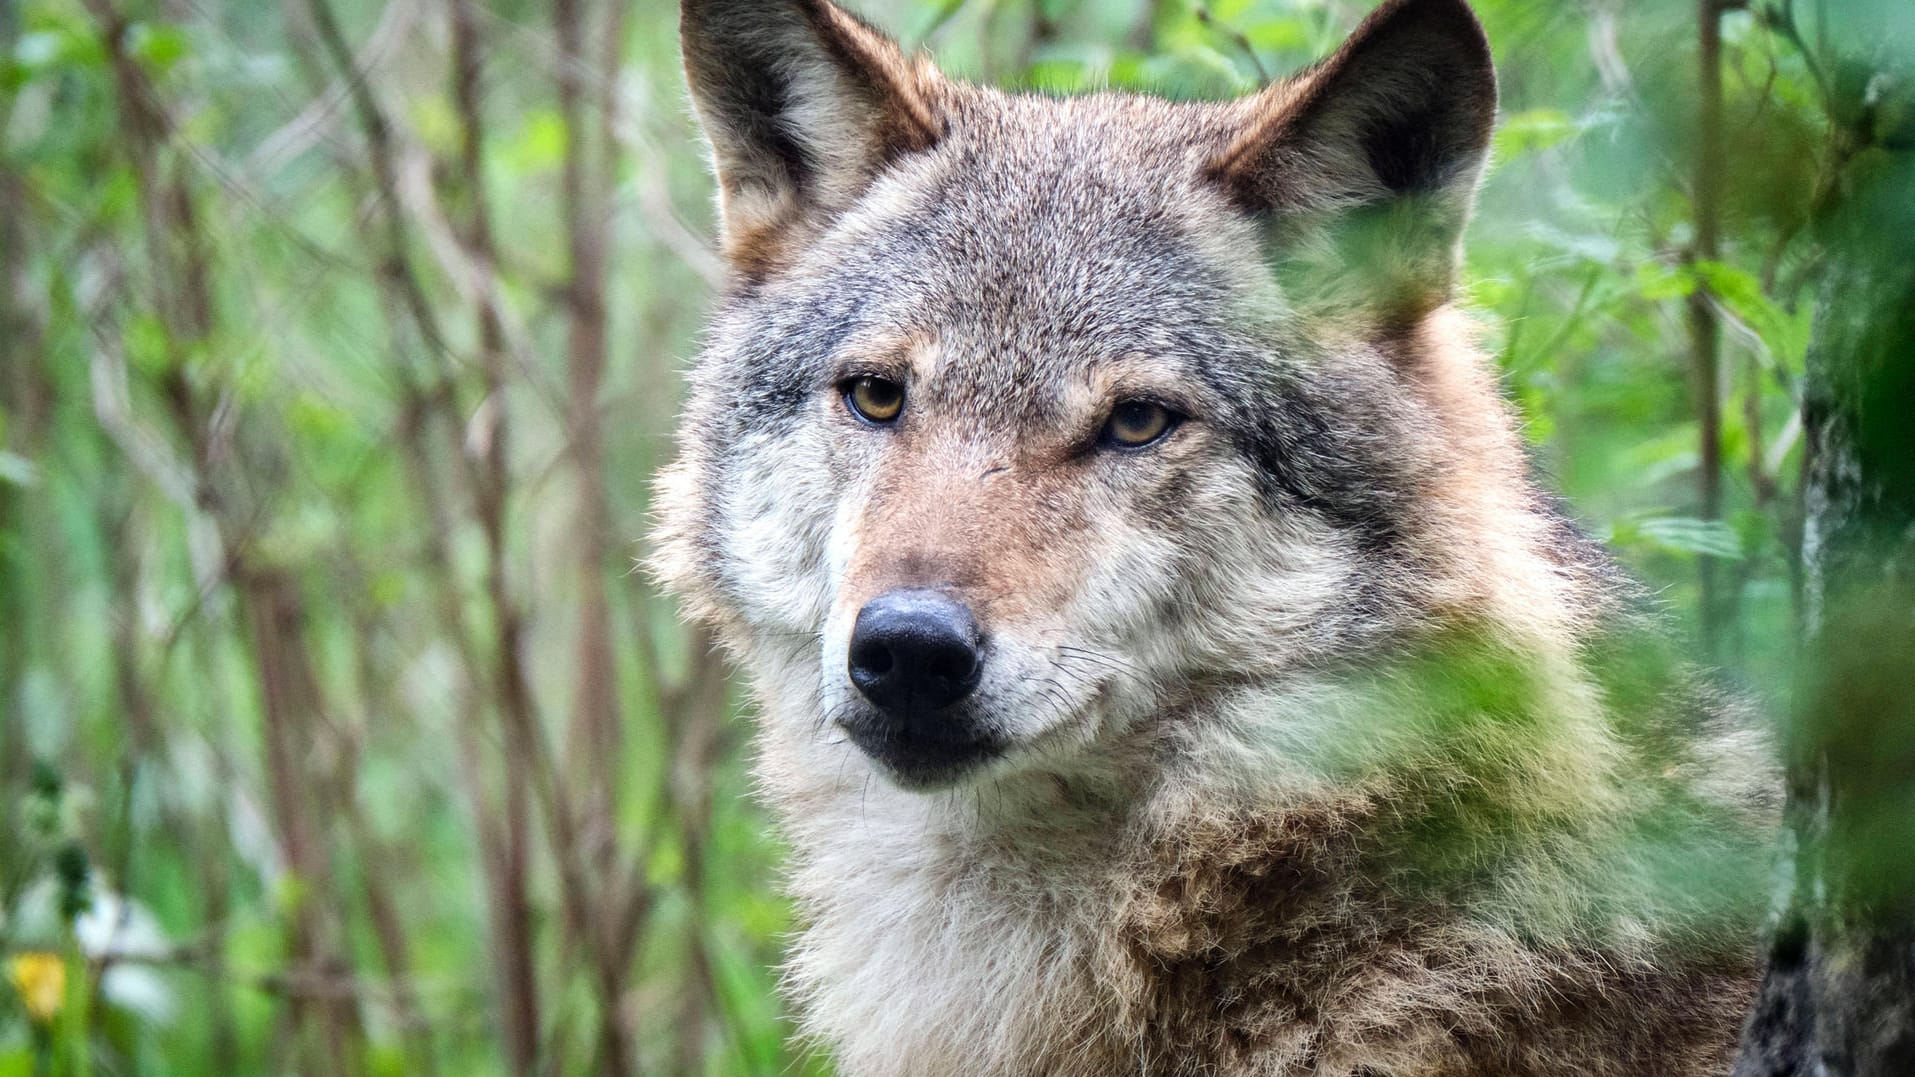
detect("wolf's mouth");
top-left (839, 712), bottom-right (1006, 790)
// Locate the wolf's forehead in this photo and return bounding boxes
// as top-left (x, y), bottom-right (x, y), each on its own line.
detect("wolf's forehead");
top-left (851, 95), bottom-right (1247, 370)
top-left (718, 92), bottom-right (1269, 435)
top-left (923, 92), bottom-right (1226, 279)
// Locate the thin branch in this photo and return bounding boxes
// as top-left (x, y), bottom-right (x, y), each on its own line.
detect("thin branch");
top-left (446, 0), bottom-right (542, 1068)
top-left (1690, 0), bottom-right (1730, 656)
top-left (1195, 3), bottom-right (1272, 86)
top-left (300, 0), bottom-right (457, 373)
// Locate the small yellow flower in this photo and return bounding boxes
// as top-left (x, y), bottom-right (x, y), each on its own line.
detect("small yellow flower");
top-left (8, 952), bottom-right (66, 1023)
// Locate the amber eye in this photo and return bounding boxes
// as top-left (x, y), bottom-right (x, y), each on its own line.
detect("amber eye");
top-left (844, 376), bottom-right (905, 424)
top-left (1100, 400), bottom-right (1178, 449)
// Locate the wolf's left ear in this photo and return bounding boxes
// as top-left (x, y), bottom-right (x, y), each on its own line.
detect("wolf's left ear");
top-left (1207, 0), bottom-right (1496, 323)
top-left (681, 0), bottom-right (945, 277)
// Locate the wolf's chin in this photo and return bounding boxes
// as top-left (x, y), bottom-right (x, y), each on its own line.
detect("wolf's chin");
top-left (844, 727), bottom-right (1007, 791)
top-left (832, 700), bottom-right (1010, 791)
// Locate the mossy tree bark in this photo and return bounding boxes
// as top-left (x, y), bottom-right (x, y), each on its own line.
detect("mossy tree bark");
top-left (1733, 16), bottom-right (1915, 1067)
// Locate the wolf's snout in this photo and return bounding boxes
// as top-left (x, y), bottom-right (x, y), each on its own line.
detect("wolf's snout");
top-left (848, 590), bottom-right (982, 717)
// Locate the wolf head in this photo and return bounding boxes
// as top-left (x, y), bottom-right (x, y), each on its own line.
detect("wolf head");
top-left (657, 0), bottom-right (1524, 791)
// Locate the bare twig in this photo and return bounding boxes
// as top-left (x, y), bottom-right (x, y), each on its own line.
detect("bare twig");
top-left (300, 0), bottom-right (456, 374)
top-left (446, 0), bottom-right (541, 1067)
top-left (1689, 0), bottom-right (1730, 656)
top-left (1195, 4), bottom-right (1272, 86)
top-left (554, 3), bottom-right (639, 1068)
top-left (249, 0), bottom-right (422, 177)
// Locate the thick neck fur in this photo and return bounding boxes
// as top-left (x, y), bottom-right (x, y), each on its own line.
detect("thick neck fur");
top-left (733, 320), bottom-right (1766, 1077)
top-left (756, 668), bottom-right (1758, 1076)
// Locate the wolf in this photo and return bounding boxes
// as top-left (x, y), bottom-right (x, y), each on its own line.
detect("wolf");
top-left (654, 0), bottom-right (1777, 1073)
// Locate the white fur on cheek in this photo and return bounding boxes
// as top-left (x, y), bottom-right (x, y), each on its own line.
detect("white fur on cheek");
top-left (718, 424), bottom-right (838, 636)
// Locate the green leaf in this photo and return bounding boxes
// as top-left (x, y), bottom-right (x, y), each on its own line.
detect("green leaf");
top-left (0, 452), bottom-right (38, 488)
top-left (1146, 43), bottom-right (1257, 96)
top-left (123, 312), bottom-right (175, 377)
top-left (503, 110), bottom-right (567, 175)
top-left (410, 95), bottom-right (462, 157)
top-left (1242, 18), bottom-right (1310, 54)
top-left (11, 22), bottom-right (105, 75)
top-left (1693, 259), bottom-right (1803, 368)
top-left (1634, 261), bottom-right (1697, 302)
top-left (1494, 108), bottom-right (1577, 161)
top-left (286, 392), bottom-right (352, 442)
top-left (126, 23), bottom-right (189, 75)
top-left (1614, 515), bottom-right (1746, 560)
top-left (1026, 56), bottom-right (1096, 92)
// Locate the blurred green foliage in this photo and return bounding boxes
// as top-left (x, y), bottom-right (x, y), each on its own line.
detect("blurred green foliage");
top-left (0, 0), bottom-right (1903, 1073)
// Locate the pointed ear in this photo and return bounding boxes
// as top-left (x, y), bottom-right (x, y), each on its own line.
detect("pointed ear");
top-left (1206, 0), bottom-right (1496, 323)
top-left (680, 0), bottom-right (945, 277)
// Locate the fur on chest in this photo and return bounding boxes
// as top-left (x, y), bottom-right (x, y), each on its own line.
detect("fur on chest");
top-left (772, 768), bottom-right (1757, 1077)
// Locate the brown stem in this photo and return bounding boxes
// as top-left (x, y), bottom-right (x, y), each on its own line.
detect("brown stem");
top-left (555, 2), bottom-right (635, 1070)
top-left (193, 665), bottom-right (244, 1074)
top-left (240, 570), bottom-right (367, 1077)
top-left (295, 7), bottom-right (621, 1070)
top-left (446, 2), bottom-right (543, 1068)
top-left (1690, 0), bottom-right (1729, 656)
top-left (332, 609), bottom-right (442, 1077)
top-left (300, 0), bottom-right (453, 370)
top-left (0, 0), bottom-right (44, 804)
top-left (666, 631), bottom-right (731, 1075)
top-left (556, 0), bottom-right (623, 880)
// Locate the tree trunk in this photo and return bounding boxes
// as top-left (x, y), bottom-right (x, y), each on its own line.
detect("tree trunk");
top-left (1732, 126), bottom-right (1915, 1077)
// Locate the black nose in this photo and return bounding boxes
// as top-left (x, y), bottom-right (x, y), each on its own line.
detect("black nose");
top-left (848, 589), bottom-right (982, 717)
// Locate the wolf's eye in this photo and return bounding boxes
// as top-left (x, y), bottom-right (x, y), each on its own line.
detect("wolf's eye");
top-left (1100, 400), bottom-right (1178, 449)
top-left (844, 376), bottom-right (905, 425)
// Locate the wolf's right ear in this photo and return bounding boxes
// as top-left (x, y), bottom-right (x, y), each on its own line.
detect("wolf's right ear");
top-left (1207, 0), bottom-right (1496, 324)
top-left (681, 0), bottom-right (945, 277)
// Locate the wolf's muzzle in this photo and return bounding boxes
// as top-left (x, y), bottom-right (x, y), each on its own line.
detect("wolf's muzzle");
top-left (843, 589), bottom-right (999, 783)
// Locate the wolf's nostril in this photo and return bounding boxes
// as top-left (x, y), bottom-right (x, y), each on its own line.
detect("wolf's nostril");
top-left (926, 652), bottom-right (974, 682)
top-left (851, 640), bottom-right (894, 676)
top-left (847, 589), bottom-right (983, 717)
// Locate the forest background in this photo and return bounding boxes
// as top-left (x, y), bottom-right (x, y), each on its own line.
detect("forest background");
top-left (1, 0), bottom-right (1911, 1074)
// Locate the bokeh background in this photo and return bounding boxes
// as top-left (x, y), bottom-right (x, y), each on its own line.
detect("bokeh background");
top-left (0, 0), bottom-right (1908, 1073)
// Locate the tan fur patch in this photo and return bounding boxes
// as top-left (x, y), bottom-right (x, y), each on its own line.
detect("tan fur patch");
top-left (840, 433), bottom-right (1094, 626)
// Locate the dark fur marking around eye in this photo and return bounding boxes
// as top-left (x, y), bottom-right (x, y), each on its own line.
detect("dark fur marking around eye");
top-left (727, 297), bottom-right (865, 441)
top-left (1199, 366), bottom-right (1411, 557)
top-left (720, 219), bottom-right (947, 445)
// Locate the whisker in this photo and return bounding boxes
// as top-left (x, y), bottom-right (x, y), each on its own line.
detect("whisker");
top-left (1048, 664), bottom-right (1099, 691)
top-left (1054, 652), bottom-right (1131, 683)
top-left (1033, 675), bottom-right (1075, 718)
top-left (817, 698), bottom-right (862, 731)
top-left (1057, 644), bottom-right (1146, 679)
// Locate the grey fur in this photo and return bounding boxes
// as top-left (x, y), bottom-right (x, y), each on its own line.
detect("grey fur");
top-left (656, 1), bottom-right (1775, 1073)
